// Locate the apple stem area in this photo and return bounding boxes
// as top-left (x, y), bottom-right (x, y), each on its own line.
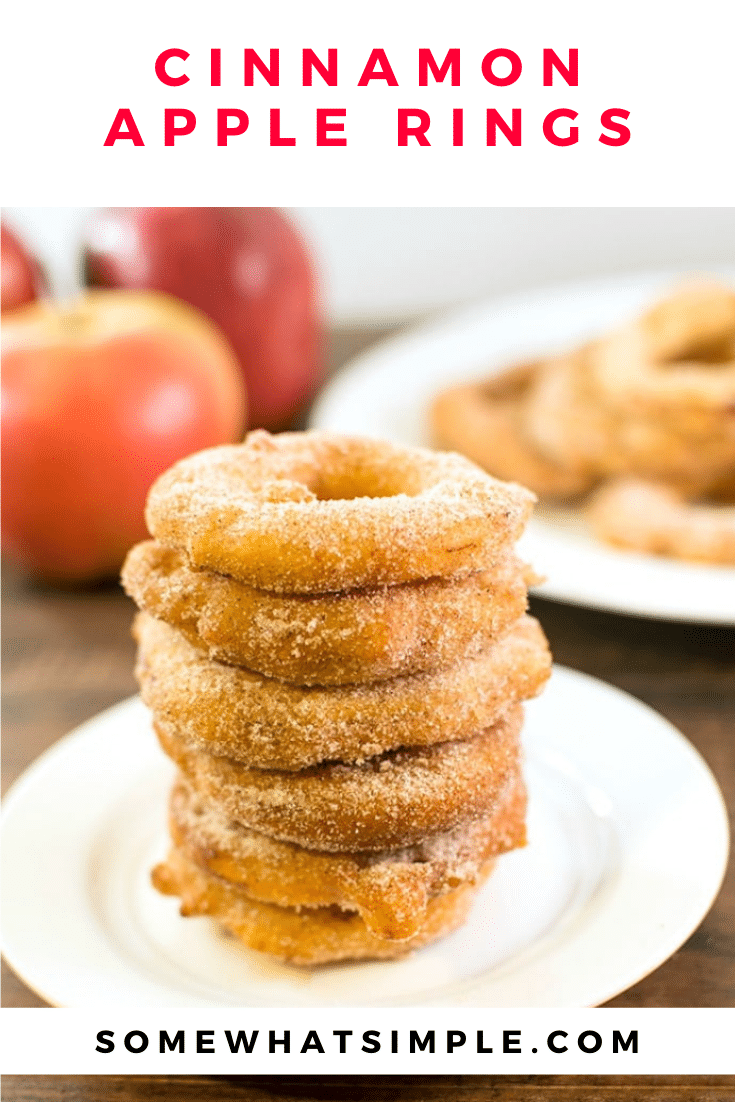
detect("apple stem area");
top-left (47, 259), bottom-right (85, 301)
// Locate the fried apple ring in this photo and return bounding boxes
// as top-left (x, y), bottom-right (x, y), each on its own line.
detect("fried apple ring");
top-left (123, 540), bottom-right (530, 686)
top-left (596, 282), bottom-right (735, 399)
top-left (135, 612), bottom-right (550, 770)
top-left (145, 430), bottom-right (535, 594)
top-left (586, 284), bottom-right (735, 488)
top-left (523, 344), bottom-right (615, 482)
top-left (587, 477), bottom-right (735, 565)
top-left (166, 771), bottom-right (526, 941)
top-left (431, 362), bottom-right (594, 500)
top-left (152, 846), bottom-right (496, 964)
top-left (525, 285), bottom-right (735, 492)
top-left (154, 705), bottom-right (523, 853)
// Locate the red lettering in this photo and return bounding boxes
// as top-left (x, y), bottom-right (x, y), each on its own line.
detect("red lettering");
top-left (303, 48), bottom-right (338, 86)
top-left (486, 108), bottom-right (521, 146)
top-left (217, 109), bottom-right (249, 146)
top-left (103, 108), bottom-right (145, 146)
top-left (269, 108), bottom-right (295, 145)
top-left (211, 48), bottom-right (221, 86)
top-left (481, 49), bottom-right (522, 86)
top-left (599, 108), bottom-right (631, 146)
top-left (543, 108), bottom-right (578, 146)
top-left (358, 48), bottom-right (398, 86)
top-left (418, 48), bottom-right (460, 86)
top-left (316, 108), bottom-right (346, 145)
top-left (398, 109), bottom-right (430, 146)
top-left (155, 48), bottom-right (189, 87)
top-left (543, 49), bottom-right (578, 86)
top-left (244, 49), bottom-right (279, 86)
top-left (164, 109), bottom-right (196, 146)
top-left (453, 108), bottom-right (463, 146)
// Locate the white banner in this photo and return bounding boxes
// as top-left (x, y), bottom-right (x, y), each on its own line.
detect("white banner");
top-left (2, 0), bottom-right (734, 205)
top-left (1, 1008), bottom-right (733, 1075)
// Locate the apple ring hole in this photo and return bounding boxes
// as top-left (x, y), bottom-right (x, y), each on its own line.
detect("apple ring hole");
top-left (312, 469), bottom-right (422, 501)
top-left (249, 434), bottom-right (428, 500)
top-left (478, 362), bottom-right (538, 403)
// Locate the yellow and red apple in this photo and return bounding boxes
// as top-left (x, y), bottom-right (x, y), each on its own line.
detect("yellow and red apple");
top-left (1, 290), bottom-right (247, 582)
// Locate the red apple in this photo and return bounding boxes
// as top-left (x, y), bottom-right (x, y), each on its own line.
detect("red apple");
top-left (84, 207), bottom-right (323, 430)
top-left (2, 222), bottom-right (43, 312)
top-left (1, 290), bottom-right (246, 583)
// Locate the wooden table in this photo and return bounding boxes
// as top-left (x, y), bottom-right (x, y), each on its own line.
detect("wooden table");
top-left (2, 1075), bottom-right (733, 1101)
top-left (3, 328), bottom-right (735, 1015)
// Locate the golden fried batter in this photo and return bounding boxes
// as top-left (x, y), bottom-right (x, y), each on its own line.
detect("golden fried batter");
top-left (165, 771), bottom-right (526, 941)
top-left (155, 706), bottom-right (524, 853)
top-left (152, 846), bottom-right (496, 964)
top-left (130, 428), bottom-right (547, 964)
top-left (123, 540), bottom-right (530, 686)
top-left (145, 430), bottom-right (535, 594)
top-left (135, 612), bottom-right (550, 769)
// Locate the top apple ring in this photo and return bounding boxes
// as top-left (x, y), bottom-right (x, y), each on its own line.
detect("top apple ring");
top-left (145, 430), bottom-right (536, 593)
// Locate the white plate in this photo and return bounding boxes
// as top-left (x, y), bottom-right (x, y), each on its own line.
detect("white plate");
top-left (311, 268), bottom-right (735, 624)
top-left (1, 669), bottom-right (728, 1008)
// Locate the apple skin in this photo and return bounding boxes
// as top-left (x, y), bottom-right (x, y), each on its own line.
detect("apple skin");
top-left (2, 222), bottom-right (43, 312)
top-left (1, 290), bottom-right (247, 583)
top-left (84, 207), bottom-right (323, 430)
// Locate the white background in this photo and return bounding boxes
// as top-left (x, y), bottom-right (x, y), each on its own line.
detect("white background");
top-left (2, 1008), bottom-right (734, 1074)
top-left (5, 207), bottom-right (735, 322)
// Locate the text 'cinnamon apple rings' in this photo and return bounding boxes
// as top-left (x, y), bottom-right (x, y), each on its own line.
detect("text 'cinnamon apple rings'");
top-left (123, 429), bottom-right (551, 964)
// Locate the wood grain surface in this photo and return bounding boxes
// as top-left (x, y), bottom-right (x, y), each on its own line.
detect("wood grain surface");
top-left (2, 1077), bottom-right (734, 1102)
top-left (2, 328), bottom-right (734, 1020)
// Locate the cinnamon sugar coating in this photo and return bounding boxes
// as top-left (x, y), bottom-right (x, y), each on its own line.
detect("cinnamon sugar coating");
top-left (132, 429), bottom-right (549, 962)
top-left (145, 430), bottom-right (535, 594)
top-left (165, 771), bottom-right (526, 941)
top-left (135, 612), bottom-right (550, 770)
top-left (155, 705), bottom-right (523, 853)
top-left (123, 540), bottom-right (530, 686)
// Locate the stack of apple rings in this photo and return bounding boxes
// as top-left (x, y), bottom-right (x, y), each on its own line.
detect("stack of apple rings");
top-left (123, 429), bottom-right (551, 964)
top-left (432, 283), bottom-right (735, 565)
